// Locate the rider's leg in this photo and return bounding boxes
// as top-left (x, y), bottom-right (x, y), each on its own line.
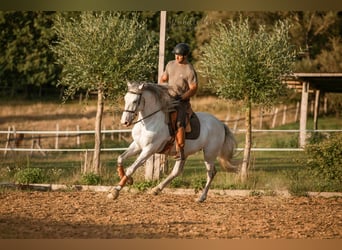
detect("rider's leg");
top-left (175, 126), bottom-right (185, 160)
top-left (174, 102), bottom-right (187, 160)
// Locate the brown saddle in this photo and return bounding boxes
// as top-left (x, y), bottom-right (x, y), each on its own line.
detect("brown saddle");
top-left (158, 109), bottom-right (200, 154)
top-left (169, 109), bottom-right (200, 139)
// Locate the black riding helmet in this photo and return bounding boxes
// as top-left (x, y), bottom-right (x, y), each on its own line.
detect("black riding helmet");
top-left (172, 43), bottom-right (190, 56)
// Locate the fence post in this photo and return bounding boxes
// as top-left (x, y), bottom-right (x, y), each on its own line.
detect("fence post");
top-left (111, 125), bottom-right (114, 141)
top-left (77, 125), bottom-right (80, 146)
top-left (4, 126), bottom-right (11, 156)
top-left (259, 107), bottom-right (263, 129)
top-left (294, 102), bottom-right (300, 122)
top-left (299, 82), bottom-right (309, 147)
top-left (313, 89), bottom-right (320, 130)
top-left (30, 134), bottom-right (35, 156)
top-left (36, 135), bottom-right (46, 156)
top-left (83, 150), bottom-right (88, 174)
top-left (118, 124), bottom-right (122, 142)
top-left (272, 108), bottom-right (278, 128)
top-left (55, 123), bottom-right (59, 149)
top-left (282, 105), bottom-right (287, 125)
top-left (233, 112), bottom-right (240, 132)
top-left (324, 95), bottom-right (328, 114)
top-left (102, 125), bottom-right (106, 140)
top-left (12, 126), bottom-right (16, 148)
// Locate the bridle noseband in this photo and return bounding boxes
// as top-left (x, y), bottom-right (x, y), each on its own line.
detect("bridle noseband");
top-left (123, 90), bottom-right (161, 125)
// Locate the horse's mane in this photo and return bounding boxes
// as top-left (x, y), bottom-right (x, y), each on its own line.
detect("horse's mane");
top-left (129, 82), bottom-right (177, 112)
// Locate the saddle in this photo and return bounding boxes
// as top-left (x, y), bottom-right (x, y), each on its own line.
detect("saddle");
top-left (158, 107), bottom-right (201, 154)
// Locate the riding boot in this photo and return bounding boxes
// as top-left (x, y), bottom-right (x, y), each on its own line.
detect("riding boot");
top-left (175, 126), bottom-right (185, 160)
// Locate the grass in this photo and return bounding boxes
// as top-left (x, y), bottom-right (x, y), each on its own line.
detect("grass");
top-left (0, 148), bottom-right (310, 193)
top-left (167, 150), bottom-right (304, 191)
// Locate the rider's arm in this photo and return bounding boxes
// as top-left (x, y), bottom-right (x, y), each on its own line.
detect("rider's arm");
top-left (159, 73), bottom-right (168, 84)
top-left (181, 82), bottom-right (197, 100)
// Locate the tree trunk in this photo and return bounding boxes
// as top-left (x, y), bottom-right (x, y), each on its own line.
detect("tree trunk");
top-left (240, 101), bottom-right (252, 183)
top-left (92, 86), bottom-right (104, 174)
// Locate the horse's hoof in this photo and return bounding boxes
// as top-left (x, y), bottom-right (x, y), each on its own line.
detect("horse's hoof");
top-left (127, 176), bottom-right (134, 185)
top-left (107, 187), bottom-right (120, 200)
top-left (197, 197), bottom-right (206, 203)
top-left (152, 187), bottom-right (161, 195)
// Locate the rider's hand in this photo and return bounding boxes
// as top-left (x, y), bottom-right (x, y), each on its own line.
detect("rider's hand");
top-left (174, 95), bottom-right (182, 101)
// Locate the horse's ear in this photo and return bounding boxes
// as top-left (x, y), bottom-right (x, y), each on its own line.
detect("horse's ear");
top-left (127, 81), bottom-right (131, 87)
top-left (138, 83), bottom-right (144, 90)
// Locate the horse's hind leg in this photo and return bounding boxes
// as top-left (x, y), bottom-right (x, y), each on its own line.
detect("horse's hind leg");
top-left (198, 160), bottom-right (217, 203)
top-left (152, 160), bottom-right (186, 195)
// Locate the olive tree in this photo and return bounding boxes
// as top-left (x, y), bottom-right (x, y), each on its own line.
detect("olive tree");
top-left (199, 17), bottom-right (296, 182)
top-left (51, 12), bottom-right (157, 174)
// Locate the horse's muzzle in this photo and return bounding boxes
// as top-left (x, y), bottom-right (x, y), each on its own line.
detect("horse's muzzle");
top-left (122, 121), bottom-right (131, 127)
top-left (121, 112), bottom-right (133, 127)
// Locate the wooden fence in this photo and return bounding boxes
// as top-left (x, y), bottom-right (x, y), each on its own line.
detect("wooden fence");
top-left (1, 127), bottom-right (341, 154)
top-left (0, 102), bottom-right (340, 154)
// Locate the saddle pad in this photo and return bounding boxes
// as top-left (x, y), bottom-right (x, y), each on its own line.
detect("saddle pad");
top-left (186, 113), bottom-right (200, 140)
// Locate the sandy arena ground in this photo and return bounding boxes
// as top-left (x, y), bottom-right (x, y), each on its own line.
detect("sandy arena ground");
top-left (0, 189), bottom-right (341, 239)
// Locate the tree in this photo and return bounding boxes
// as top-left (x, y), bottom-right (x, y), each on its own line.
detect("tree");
top-left (51, 11), bottom-right (158, 174)
top-left (198, 17), bottom-right (296, 182)
top-left (0, 11), bottom-right (59, 98)
top-left (289, 11), bottom-right (342, 72)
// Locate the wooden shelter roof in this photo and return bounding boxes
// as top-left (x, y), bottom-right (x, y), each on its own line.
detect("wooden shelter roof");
top-left (286, 73), bottom-right (342, 93)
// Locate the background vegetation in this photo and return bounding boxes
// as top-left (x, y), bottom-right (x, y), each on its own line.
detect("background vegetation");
top-left (1, 11), bottom-right (342, 99)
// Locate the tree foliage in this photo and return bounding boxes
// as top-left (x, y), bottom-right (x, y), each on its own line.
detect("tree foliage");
top-left (51, 11), bottom-right (158, 174)
top-left (1, 11), bottom-right (341, 99)
top-left (141, 11), bottom-right (203, 65)
top-left (198, 17), bottom-right (296, 108)
top-left (289, 11), bottom-right (342, 72)
top-left (51, 11), bottom-right (158, 102)
top-left (0, 11), bottom-right (59, 97)
top-left (198, 17), bottom-right (297, 182)
top-left (304, 133), bottom-right (342, 191)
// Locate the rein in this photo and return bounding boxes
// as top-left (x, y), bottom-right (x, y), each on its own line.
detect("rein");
top-left (132, 108), bottom-right (162, 125)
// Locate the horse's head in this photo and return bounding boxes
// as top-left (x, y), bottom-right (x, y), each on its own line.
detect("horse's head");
top-left (121, 81), bottom-right (145, 127)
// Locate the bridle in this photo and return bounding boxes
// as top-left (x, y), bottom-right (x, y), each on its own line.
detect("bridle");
top-left (123, 90), bottom-right (142, 114)
top-left (123, 90), bottom-right (161, 125)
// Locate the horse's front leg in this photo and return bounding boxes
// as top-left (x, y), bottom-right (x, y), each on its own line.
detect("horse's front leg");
top-left (108, 146), bottom-right (155, 200)
top-left (116, 141), bottom-right (141, 183)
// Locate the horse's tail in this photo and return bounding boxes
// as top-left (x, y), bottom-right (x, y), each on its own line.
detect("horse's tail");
top-left (218, 124), bottom-right (237, 172)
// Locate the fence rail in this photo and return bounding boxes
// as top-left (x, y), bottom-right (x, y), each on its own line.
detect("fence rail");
top-left (2, 128), bottom-right (341, 135)
top-left (0, 129), bottom-right (132, 135)
top-left (1, 128), bottom-right (341, 153)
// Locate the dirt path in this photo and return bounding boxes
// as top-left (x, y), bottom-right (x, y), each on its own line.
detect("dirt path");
top-left (0, 190), bottom-right (341, 239)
